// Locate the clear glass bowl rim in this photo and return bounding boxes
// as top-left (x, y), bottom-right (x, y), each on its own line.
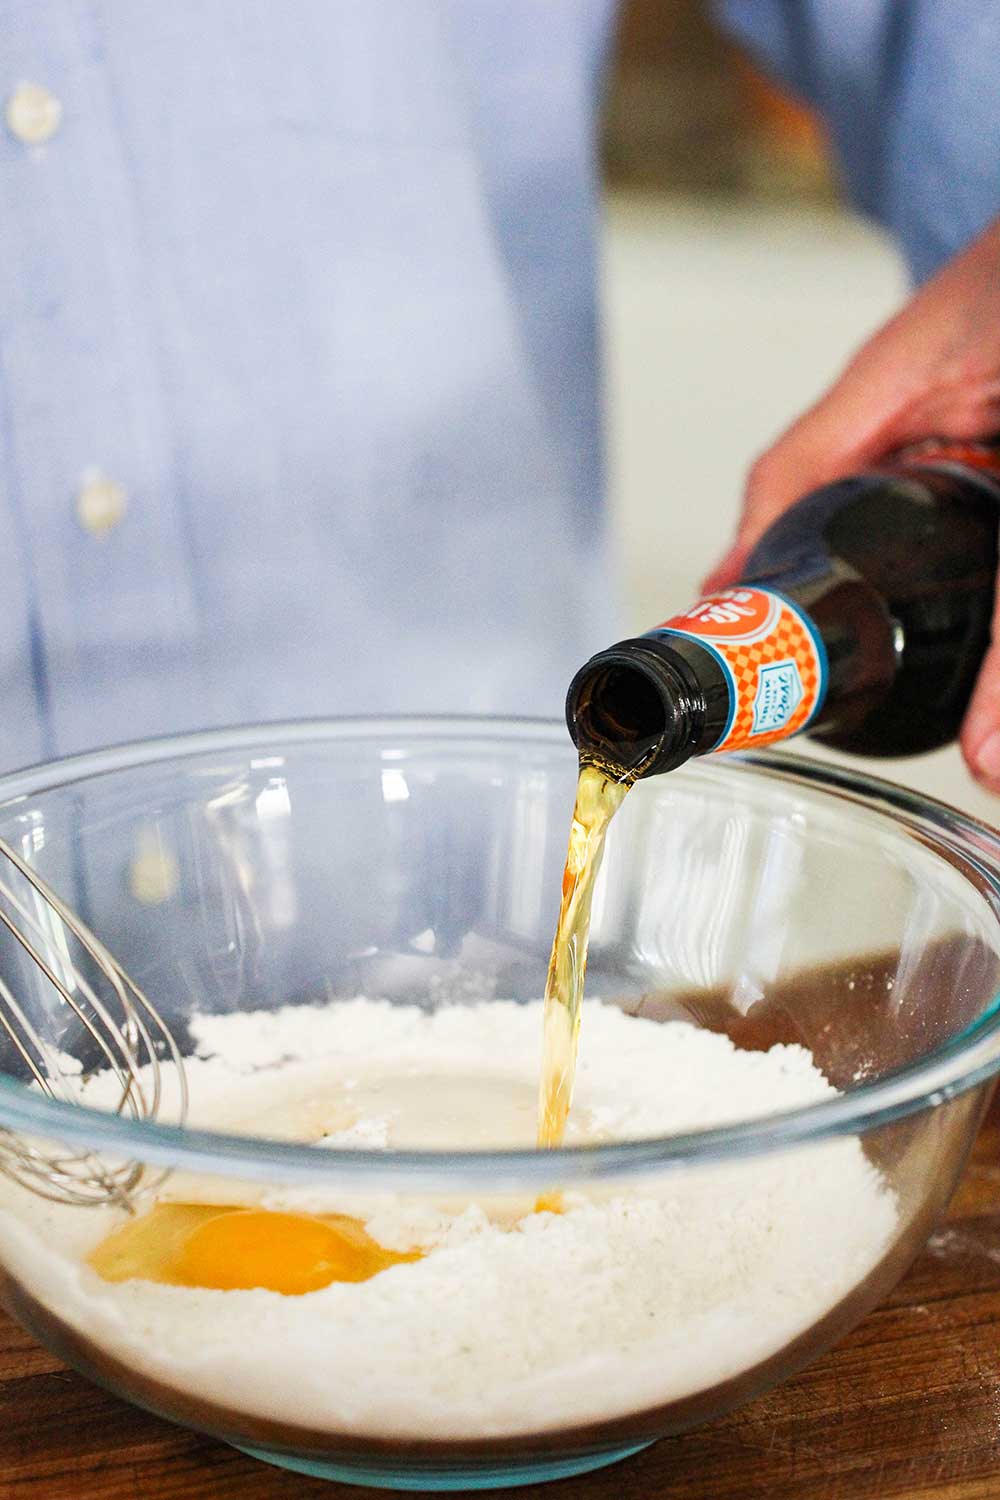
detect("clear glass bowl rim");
top-left (0, 715), bottom-right (998, 1194)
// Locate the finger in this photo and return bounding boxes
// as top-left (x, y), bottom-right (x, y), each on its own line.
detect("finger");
top-left (732, 337), bottom-right (932, 555)
top-left (705, 215), bottom-right (1000, 596)
top-left (721, 219), bottom-right (1000, 558)
top-left (700, 542), bottom-right (748, 595)
top-left (961, 638), bottom-right (1000, 791)
top-left (722, 405), bottom-right (874, 564)
top-left (711, 343), bottom-right (911, 574)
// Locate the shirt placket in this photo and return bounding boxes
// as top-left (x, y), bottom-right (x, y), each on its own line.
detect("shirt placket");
top-left (0, 1), bottom-right (203, 758)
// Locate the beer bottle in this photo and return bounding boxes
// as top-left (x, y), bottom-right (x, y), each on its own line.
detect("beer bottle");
top-left (566, 443), bottom-right (1000, 776)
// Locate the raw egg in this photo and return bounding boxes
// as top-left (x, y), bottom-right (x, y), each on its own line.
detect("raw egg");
top-left (87, 1203), bottom-right (420, 1295)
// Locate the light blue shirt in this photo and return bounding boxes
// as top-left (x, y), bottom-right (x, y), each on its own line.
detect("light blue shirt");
top-left (0, 1), bottom-right (615, 771)
top-left (1, 2), bottom-right (998, 774)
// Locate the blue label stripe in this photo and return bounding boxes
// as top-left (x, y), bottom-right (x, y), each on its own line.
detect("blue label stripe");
top-left (647, 587), bottom-right (829, 747)
top-left (765, 588), bottom-right (830, 731)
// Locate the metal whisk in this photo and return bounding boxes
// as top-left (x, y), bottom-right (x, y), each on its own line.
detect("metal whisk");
top-left (0, 835), bottom-right (188, 1209)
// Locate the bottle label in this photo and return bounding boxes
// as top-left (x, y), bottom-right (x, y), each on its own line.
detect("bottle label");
top-left (900, 439), bottom-right (1000, 489)
top-left (649, 587), bottom-right (828, 753)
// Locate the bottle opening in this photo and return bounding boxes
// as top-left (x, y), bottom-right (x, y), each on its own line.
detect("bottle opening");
top-left (568, 659), bottom-right (669, 772)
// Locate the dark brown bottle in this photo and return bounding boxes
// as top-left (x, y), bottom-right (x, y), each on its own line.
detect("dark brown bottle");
top-left (567, 442), bottom-right (1000, 776)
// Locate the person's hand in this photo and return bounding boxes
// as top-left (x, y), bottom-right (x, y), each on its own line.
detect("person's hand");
top-left (702, 215), bottom-right (1000, 789)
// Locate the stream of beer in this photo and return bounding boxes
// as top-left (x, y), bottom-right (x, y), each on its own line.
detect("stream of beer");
top-left (537, 761), bottom-right (634, 1150)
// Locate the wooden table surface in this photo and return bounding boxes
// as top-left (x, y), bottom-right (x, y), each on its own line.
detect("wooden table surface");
top-left (3, 1114), bottom-right (1000, 1500)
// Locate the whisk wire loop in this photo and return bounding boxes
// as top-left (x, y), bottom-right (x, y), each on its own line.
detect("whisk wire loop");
top-left (0, 834), bottom-right (188, 1208)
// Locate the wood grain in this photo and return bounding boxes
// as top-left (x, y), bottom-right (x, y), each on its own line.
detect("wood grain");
top-left (3, 1113), bottom-right (1000, 1499)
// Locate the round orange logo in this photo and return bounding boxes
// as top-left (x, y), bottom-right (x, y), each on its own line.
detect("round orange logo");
top-left (651, 585), bottom-right (828, 752)
top-left (659, 588), bottom-right (778, 643)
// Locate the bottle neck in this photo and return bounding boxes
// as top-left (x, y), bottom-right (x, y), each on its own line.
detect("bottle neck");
top-left (567, 443), bottom-right (1000, 778)
top-left (565, 635), bottom-right (730, 776)
top-left (567, 587), bottom-right (830, 776)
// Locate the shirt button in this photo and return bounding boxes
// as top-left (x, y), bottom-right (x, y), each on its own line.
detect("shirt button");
top-left (76, 471), bottom-right (127, 536)
top-left (5, 81), bottom-right (62, 146)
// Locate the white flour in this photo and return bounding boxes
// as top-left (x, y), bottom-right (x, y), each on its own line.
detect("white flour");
top-left (0, 999), bottom-right (898, 1438)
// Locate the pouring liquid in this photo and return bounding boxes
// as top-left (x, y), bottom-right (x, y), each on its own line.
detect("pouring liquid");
top-left (537, 759), bottom-right (635, 1153)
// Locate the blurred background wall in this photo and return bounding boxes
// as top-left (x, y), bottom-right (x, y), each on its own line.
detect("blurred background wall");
top-left (599, 0), bottom-right (997, 824)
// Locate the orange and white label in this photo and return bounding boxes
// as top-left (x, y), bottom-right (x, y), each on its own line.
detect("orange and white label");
top-left (900, 439), bottom-right (1000, 487)
top-left (650, 587), bottom-right (828, 753)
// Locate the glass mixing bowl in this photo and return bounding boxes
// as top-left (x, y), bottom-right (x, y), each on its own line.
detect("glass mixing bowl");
top-left (0, 718), bottom-right (998, 1492)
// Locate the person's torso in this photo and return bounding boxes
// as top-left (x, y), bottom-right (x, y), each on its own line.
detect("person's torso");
top-left (0, 0), bottom-right (616, 772)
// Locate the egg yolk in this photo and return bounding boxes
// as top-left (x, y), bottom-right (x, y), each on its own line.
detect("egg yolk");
top-left (87, 1204), bottom-right (420, 1295)
top-left (534, 1192), bottom-right (564, 1215)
